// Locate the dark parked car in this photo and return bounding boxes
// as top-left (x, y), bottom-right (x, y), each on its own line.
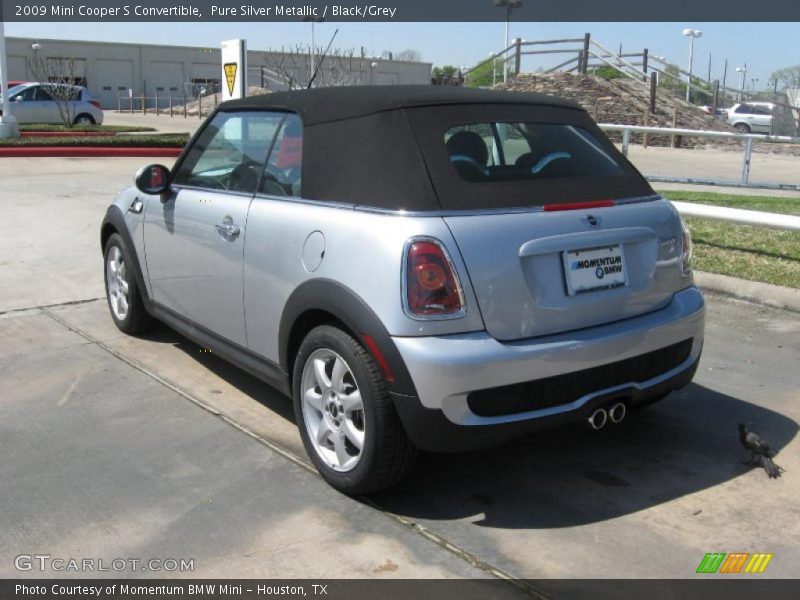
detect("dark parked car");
top-left (101, 86), bottom-right (704, 493)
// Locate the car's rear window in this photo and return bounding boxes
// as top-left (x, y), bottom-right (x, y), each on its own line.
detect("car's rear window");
top-left (408, 103), bottom-right (653, 211)
top-left (444, 122), bottom-right (624, 183)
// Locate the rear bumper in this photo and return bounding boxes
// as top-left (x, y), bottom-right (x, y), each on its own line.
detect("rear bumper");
top-left (390, 285), bottom-right (704, 451)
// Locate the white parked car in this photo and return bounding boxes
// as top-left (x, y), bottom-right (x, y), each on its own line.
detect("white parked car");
top-left (726, 102), bottom-right (774, 134)
top-left (0, 82), bottom-right (104, 125)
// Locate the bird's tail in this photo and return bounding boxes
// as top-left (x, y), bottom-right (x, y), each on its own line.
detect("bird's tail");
top-left (760, 456), bottom-right (785, 479)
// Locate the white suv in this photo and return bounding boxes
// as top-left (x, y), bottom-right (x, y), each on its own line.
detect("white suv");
top-left (726, 102), bottom-right (774, 134)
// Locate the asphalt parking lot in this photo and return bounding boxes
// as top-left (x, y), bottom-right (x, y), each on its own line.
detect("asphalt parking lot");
top-left (1, 158), bottom-right (798, 585)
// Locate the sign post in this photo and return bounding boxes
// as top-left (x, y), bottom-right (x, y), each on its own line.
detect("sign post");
top-left (221, 39), bottom-right (247, 101)
top-left (0, 21), bottom-right (20, 139)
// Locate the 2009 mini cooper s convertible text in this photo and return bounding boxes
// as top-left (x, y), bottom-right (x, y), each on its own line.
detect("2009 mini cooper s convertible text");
top-left (101, 86), bottom-right (704, 493)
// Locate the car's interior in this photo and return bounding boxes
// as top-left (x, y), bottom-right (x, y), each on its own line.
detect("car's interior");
top-left (444, 122), bottom-right (624, 183)
top-left (178, 115), bottom-right (302, 196)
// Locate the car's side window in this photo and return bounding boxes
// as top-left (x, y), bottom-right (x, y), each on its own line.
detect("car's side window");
top-left (260, 114), bottom-right (303, 197)
top-left (35, 87), bottom-right (53, 101)
top-left (173, 111), bottom-right (284, 193)
top-left (16, 86), bottom-right (41, 101)
top-left (735, 104), bottom-right (752, 114)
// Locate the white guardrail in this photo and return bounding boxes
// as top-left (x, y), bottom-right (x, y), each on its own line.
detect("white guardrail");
top-left (672, 201), bottom-right (800, 232)
top-left (597, 123), bottom-right (800, 232)
top-left (598, 123), bottom-right (800, 191)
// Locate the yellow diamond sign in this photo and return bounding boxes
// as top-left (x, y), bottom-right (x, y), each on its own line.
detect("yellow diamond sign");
top-left (224, 63), bottom-right (237, 96)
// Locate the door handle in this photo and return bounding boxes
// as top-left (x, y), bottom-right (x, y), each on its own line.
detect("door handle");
top-left (215, 216), bottom-right (241, 239)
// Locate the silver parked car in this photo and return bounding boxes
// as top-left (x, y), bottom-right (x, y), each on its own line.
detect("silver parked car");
top-left (0, 82), bottom-right (104, 125)
top-left (726, 101), bottom-right (774, 134)
top-left (101, 86), bottom-right (705, 493)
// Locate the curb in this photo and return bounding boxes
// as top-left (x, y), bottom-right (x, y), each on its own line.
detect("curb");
top-left (694, 271), bottom-right (800, 313)
top-left (0, 147), bottom-right (182, 158)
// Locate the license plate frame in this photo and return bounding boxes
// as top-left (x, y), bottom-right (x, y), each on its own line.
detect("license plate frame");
top-left (563, 244), bottom-right (628, 296)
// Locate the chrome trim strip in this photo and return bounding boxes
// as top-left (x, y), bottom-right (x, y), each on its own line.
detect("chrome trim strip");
top-left (170, 183), bottom-right (256, 199)
top-left (175, 189), bottom-right (662, 218)
top-left (354, 193), bottom-right (662, 217)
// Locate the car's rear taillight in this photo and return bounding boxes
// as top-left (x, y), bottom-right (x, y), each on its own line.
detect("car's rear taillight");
top-left (403, 238), bottom-right (464, 319)
top-left (89, 100), bottom-right (101, 109)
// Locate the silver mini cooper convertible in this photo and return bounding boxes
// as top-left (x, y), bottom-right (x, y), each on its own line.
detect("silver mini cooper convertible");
top-left (101, 86), bottom-right (704, 493)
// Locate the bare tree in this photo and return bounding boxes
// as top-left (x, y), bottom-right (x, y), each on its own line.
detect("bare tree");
top-left (395, 49), bottom-right (422, 62)
top-left (27, 53), bottom-right (84, 126)
top-left (262, 45), bottom-right (371, 90)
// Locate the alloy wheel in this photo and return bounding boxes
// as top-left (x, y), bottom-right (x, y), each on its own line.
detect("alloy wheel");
top-left (300, 348), bottom-right (366, 472)
top-left (106, 246), bottom-right (129, 321)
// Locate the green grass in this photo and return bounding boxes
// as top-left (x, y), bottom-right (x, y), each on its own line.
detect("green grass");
top-left (656, 190), bottom-right (800, 288)
top-left (20, 123), bottom-right (156, 133)
top-left (0, 134), bottom-right (188, 147)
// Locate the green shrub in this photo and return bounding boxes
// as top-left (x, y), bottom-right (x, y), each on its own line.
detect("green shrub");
top-left (0, 134), bottom-right (188, 147)
top-left (19, 124), bottom-right (156, 133)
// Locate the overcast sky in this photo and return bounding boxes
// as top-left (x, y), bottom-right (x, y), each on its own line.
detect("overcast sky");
top-left (5, 22), bottom-right (798, 90)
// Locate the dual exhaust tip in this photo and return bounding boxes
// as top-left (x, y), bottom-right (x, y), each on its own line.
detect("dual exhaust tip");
top-left (587, 401), bottom-right (627, 430)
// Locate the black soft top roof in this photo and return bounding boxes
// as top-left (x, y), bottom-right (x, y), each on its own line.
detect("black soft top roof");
top-left (212, 86), bottom-right (651, 211)
top-left (219, 85), bottom-right (582, 125)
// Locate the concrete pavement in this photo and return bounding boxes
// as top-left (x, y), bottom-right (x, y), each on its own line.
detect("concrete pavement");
top-left (0, 157), bottom-right (798, 584)
top-left (103, 110), bottom-right (200, 135)
top-left (0, 308), bottom-right (511, 581)
top-left (0, 157), bottom-right (176, 313)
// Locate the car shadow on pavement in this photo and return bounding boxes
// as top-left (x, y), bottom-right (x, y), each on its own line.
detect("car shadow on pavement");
top-left (138, 325), bottom-right (296, 423)
top-left (371, 383), bottom-right (798, 529)
top-left (134, 325), bottom-right (797, 530)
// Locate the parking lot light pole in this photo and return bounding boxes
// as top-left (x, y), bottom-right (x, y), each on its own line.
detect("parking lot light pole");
top-left (494, 0), bottom-right (522, 83)
top-left (0, 21), bottom-right (20, 139)
top-left (736, 65), bottom-right (747, 101)
top-left (682, 28), bottom-right (702, 103)
top-left (302, 15), bottom-right (325, 80)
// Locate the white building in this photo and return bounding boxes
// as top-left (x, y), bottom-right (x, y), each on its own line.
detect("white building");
top-left (5, 37), bottom-right (433, 109)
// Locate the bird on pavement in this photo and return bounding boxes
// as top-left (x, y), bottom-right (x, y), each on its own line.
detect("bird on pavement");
top-left (738, 423), bottom-right (784, 479)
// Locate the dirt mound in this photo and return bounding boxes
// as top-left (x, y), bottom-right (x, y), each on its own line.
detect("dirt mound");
top-left (497, 72), bottom-right (736, 148)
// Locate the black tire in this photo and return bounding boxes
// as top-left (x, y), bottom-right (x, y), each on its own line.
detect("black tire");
top-left (74, 113), bottom-right (96, 125)
top-left (103, 233), bottom-right (155, 335)
top-left (293, 325), bottom-right (416, 494)
top-left (734, 123), bottom-right (751, 134)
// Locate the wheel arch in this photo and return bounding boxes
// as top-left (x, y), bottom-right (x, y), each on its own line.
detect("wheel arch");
top-left (101, 205), bottom-right (151, 303)
top-left (279, 279), bottom-right (417, 397)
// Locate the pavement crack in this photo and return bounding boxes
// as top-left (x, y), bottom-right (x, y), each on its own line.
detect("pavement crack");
top-left (0, 297), bottom-right (103, 317)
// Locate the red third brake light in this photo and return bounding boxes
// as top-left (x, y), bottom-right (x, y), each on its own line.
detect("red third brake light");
top-left (543, 200), bottom-right (615, 212)
top-left (405, 239), bottom-right (463, 317)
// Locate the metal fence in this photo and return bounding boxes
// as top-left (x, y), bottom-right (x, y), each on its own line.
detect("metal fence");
top-left (599, 123), bottom-right (800, 191)
top-left (116, 92), bottom-right (219, 118)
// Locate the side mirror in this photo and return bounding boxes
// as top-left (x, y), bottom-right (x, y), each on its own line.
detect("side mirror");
top-left (135, 164), bottom-right (171, 195)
